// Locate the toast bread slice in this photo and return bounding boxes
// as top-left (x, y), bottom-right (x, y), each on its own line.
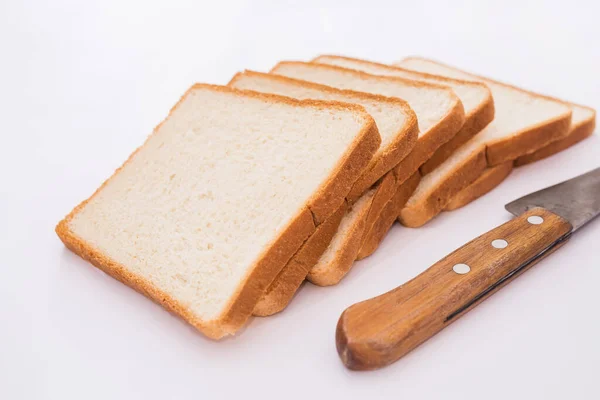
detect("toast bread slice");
top-left (270, 61), bottom-right (466, 190)
top-left (229, 70), bottom-right (418, 200)
top-left (311, 55), bottom-right (495, 174)
top-left (395, 57), bottom-right (573, 227)
top-left (56, 84), bottom-right (380, 338)
top-left (447, 102), bottom-right (595, 210)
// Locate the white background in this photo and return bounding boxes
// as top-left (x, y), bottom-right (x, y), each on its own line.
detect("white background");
top-left (1, 1), bottom-right (599, 399)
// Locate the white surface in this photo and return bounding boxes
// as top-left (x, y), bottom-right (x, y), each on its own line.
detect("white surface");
top-left (1, 1), bottom-right (599, 399)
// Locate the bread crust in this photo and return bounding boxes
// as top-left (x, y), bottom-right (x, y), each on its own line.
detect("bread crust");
top-left (346, 115), bottom-right (418, 201)
top-left (357, 172), bottom-right (421, 259)
top-left (421, 95), bottom-right (494, 174)
top-left (391, 96), bottom-right (465, 189)
top-left (303, 171), bottom-right (396, 287)
top-left (56, 84), bottom-right (379, 338)
top-left (514, 107), bottom-right (596, 166)
top-left (252, 201), bottom-right (346, 316)
top-left (311, 55), bottom-right (495, 176)
top-left (398, 145), bottom-right (487, 228)
top-left (445, 162), bottom-right (514, 211)
top-left (306, 201), bottom-right (371, 287)
top-left (485, 114), bottom-right (572, 166)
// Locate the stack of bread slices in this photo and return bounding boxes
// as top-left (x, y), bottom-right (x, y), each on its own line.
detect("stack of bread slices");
top-left (57, 56), bottom-right (596, 339)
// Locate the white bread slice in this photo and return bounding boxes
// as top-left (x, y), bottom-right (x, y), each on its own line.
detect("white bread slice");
top-left (445, 162), bottom-right (514, 211)
top-left (514, 103), bottom-right (595, 166)
top-left (227, 71), bottom-right (418, 315)
top-left (396, 57), bottom-right (573, 165)
top-left (270, 61), bottom-right (466, 189)
top-left (396, 57), bottom-right (573, 227)
top-left (311, 55), bottom-right (494, 174)
top-left (446, 102), bottom-right (596, 210)
top-left (55, 84), bottom-right (380, 339)
top-left (228, 70), bottom-right (418, 200)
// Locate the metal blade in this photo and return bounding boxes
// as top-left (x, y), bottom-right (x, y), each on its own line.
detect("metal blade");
top-left (505, 167), bottom-right (600, 232)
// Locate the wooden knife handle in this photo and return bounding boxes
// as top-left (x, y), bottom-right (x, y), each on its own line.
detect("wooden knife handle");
top-left (336, 207), bottom-right (572, 370)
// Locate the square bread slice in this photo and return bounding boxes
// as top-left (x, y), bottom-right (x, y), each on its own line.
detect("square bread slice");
top-left (227, 71), bottom-right (418, 315)
top-left (311, 55), bottom-right (495, 174)
top-left (55, 84), bottom-right (381, 339)
top-left (395, 57), bottom-right (573, 227)
top-left (270, 61), bottom-right (466, 187)
top-left (446, 102), bottom-right (596, 210)
top-left (228, 70), bottom-right (418, 200)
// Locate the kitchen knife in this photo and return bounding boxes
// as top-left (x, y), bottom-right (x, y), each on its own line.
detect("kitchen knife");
top-left (336, 167), bottom-right (600, 370)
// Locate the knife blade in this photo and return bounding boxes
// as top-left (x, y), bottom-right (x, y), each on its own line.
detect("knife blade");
top-left (336, 167), bottom-right (600, 371)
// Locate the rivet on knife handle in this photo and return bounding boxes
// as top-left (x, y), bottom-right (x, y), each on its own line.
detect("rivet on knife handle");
top-left (336, 207), bottom-right (572, 371)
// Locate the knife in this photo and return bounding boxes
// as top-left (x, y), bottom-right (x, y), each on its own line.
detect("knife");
top-left (336, 167), bottom-right (600, 370)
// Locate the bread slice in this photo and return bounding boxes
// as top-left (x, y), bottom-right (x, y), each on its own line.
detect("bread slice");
top-left (445, 162), bottom-right (513, 211)
top-left (357, 171), bottom-right (421, 259)
top-left (311, 55), bottom-right (494, 174)
top-left (228, 70), bottom-right (418, 199)
top-left (227, 71), bottom-right (417, 315)
top-left (515, 103), bottom-right (596, 166)
top-left (270, 61), bottom-right (466, 187)
top-left (396, 57), bottom-right (573, 227)
top-left (55, 84), bottom-right (380, 339)
top-left (446, 102), bottom-right (595, 210)
top-left (396, 57), bottom-right (573, 165)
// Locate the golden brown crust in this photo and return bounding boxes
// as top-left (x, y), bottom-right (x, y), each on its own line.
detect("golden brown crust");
top-left (308, 115), bottom-right (380, 223)
top-left (393, 97), bottom-right (466, 184)
top-left (305, 207), bottom-right (368, 286)
top-left (485, 114), bottom-right (572, 166)
top-left (357, 172), bottom-right (421, 259)
top-left (421, 95), bottom-right (495, 174)
top-left (346, 111), bottom-right (418, 201)
top-left (305, 171), bottom-right (396, 287)
top-left (229, 70), bottom-right (419, 203)
top-left (252, 201), bottom-right (347, 316)
top-left (514, 110), bottom-right (596, 166)
top-left (359, 172), bottom-right (397, 244)
top-left (445, 162), bottom-right (514, 211)
top-left (398, 147), bottom-right (487, 228)
top-left (56, 84), bottom-right (379, 338)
